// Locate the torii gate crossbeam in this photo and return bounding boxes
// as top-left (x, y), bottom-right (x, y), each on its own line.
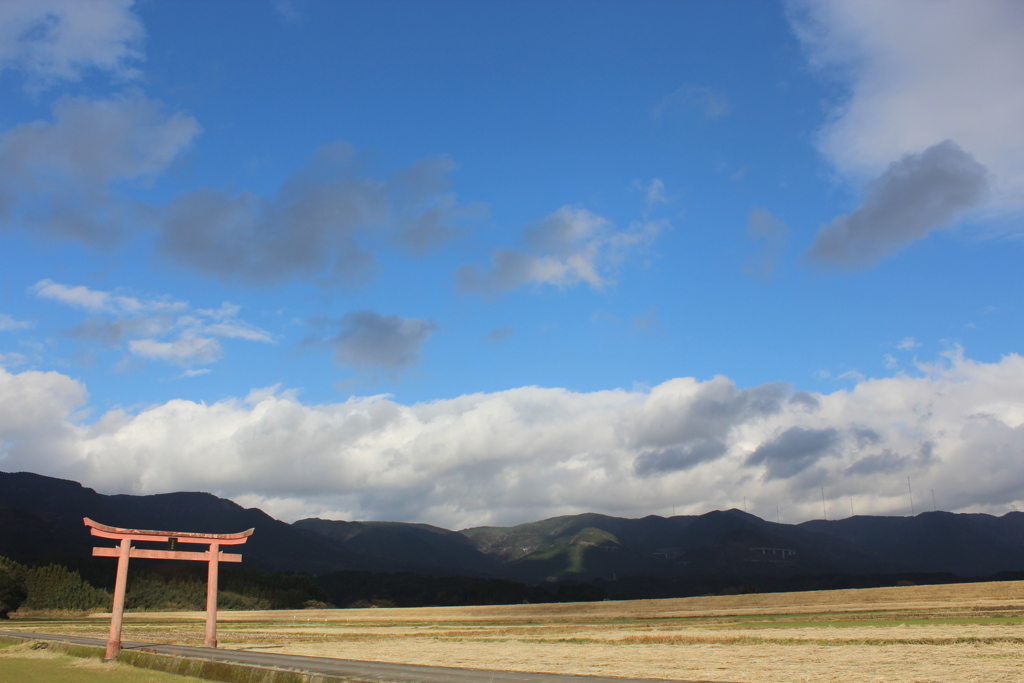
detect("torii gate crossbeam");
top-left (84, 518), bottom-right (253, 660)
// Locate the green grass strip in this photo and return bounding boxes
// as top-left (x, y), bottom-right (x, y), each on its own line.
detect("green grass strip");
top-left (0, 655), bottom-right (209, 682)
top-left (1, 634), bottom-right (369, 683)
top-left (117, 650), bottom-right (370, 683)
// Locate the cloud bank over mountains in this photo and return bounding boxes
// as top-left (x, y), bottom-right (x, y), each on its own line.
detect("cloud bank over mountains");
top-left (1, 348), bottom-right (1021, 529)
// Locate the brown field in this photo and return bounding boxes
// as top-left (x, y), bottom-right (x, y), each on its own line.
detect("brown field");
top-left (7, 580), bottom-right (1024, 682)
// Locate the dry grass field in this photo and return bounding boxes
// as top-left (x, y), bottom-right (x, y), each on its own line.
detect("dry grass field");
top-left (7, 580), bottom-right (1024, 682)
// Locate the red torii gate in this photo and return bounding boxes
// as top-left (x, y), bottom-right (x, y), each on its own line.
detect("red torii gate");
top-left (84, 517), bottom-right (253, 660)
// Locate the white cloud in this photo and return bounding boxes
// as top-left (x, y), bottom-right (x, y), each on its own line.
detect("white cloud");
top-left (128, 336), bottom-right (221, 365)
top-left (330, 310), bottom-right (437, 371)
top-left (3, 349), bottom-right (1024, 527)
top-left (32, 280), bottom-right (272, 367)
top-left (4, 122), bottom-right (479, 285)
top-left (31, 278), bottom-right (185, 315)
top-left (485, 326), bottom-right (514, 343)
top-left (790, 0), bottom-right (1024, 217)
top-left (653, 84), bottom-right (731, 120)
top-left (745, 426), bottom-right (840, 480)
top-left (273, 0), bottom-right (302, 24)
top-left (458, 206), bottom-right (662, 293)
top-left (157, 143), bottom-right (483, 287)
top-left (632, 178), bottom-right (669, 214)
top-left (0, 367), bottom-right (87, 474)
top-left (196, 302), bottom-right (241, 320)
top-left (630, 307), bottom-right (657, 332)
top-left (0, 93), bottom-right (200, 244)
top-left (0, 352), bottom-right (30, 367)
top-left (897, 337), bottom-right (921, 350)
top-left (200, 321), bottom-right (274, 343)
top-left (744, 208), bottom-right (789, 278)
top-left (807, 141), bottom-right (989, 269)
top-left (0, 0), bottom-right (144, 88)
top-left (33, 280), bottom-right (112, 312)
top-left (0, 314), bottom-right (32, 332)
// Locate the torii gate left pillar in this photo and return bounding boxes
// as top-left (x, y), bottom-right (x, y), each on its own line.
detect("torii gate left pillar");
top-left (84, 518), bottom-right (253, 660)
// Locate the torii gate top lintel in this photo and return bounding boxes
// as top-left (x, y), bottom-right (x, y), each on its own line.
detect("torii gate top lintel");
top-left (83, 517), bottom-right (254, 544)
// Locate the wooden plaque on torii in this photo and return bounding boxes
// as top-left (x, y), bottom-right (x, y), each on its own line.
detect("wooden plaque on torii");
top-left (84, 517), bottom-right (254, 660)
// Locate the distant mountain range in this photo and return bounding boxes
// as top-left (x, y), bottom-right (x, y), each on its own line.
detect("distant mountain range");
top-left (4, 470), bottom-right (1024, 583)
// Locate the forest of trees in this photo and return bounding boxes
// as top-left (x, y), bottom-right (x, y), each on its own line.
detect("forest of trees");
top-left (0, 556), bottom-right (332, 616)
top-left (1, 557), bottom-right (108, 617)
top-left (0, 555), bottom-right (603, 615)
top-left (6, 553), bottom-right (1018, 617)
top-left (22, 563), bottom-right (111, 611)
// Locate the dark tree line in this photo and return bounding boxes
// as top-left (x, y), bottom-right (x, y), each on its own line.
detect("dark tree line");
top-left (23, 563), bottom-right (111, 611)
top-left (0, 557), bottom-right (108, 616)
top-left (0, 556), bottom-right (27, 618)
top-left (314, 570), bottom-right (605, 607)
top-left (5, 553), bottom-right (1022, 617)
top-left (121, 565), bottom-right (332, 611)
top-left (0, 556), bottom-right (333, 614)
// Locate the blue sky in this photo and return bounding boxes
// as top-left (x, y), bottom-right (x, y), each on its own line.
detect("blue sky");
top-left (1, 0), bottom-right (1023, 528)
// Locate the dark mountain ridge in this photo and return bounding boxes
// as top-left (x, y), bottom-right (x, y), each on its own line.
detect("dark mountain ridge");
top-left (800, 511), bottom-right (1024, 577)
top-left (3, 471), bottom-right (1023, 583)
top-left (292, 517), bottom-right (500, 576)
top-left (0, 471), bottom-right (366, 574)
top-left (463, 508), bottom-right (910, 582)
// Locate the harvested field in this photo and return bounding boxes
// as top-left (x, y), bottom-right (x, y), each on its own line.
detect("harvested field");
top-left (6, 580), bottom-right (1024, 682)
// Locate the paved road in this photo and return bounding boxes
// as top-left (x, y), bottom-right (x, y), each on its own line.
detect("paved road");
top-left (0, 630), bottom-right (724, 683)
